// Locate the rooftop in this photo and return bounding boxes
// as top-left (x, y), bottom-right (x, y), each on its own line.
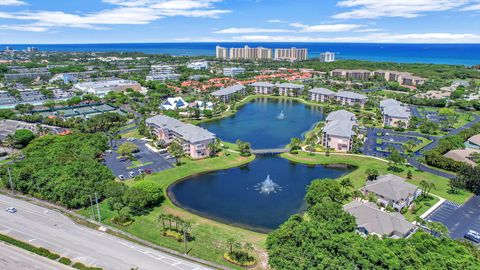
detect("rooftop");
top-left (336, 91), bottom-right (367, 100)
top-left (211, 84), bottom-right (245, 96)
top-left (276, 83), bottom-right (304, 89)
top-left (146, 115), bottom-right (215, 143)
top-left (309, 88), bottom-right (335, 95)
top-left (364, 174), bottom-right (419, 202)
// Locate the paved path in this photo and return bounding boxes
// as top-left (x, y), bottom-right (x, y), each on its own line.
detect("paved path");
top-left (0, 194), bottom-right (211, 270)
top-left (0, 241), bottom-right (73, 270)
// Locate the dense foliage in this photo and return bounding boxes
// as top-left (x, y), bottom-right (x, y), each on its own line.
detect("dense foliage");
top-left (0, 134), bottom-right (114, 208)
top-left (267, 179), bottom-right (480, 270)
top-left (424, 123), bottom-right (480, 172)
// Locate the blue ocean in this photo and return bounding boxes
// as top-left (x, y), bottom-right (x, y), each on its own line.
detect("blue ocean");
top-left (2, 42), bottom-right (479, 66)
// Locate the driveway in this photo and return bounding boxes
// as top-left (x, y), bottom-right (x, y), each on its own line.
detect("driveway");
top-left (426, 196), bottom-right (480, 240)
top-left (105, 138), bottom-right (174, 179)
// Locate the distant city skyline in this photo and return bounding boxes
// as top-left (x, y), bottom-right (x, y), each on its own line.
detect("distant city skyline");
top-left (1, 0), bottom-right (480, 44)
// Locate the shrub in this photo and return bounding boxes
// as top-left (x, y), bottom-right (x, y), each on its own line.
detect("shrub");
top-left (59, 257), bottom-right (72, 265)
top-left (400, 207), bottom-right (408, 214)
top-left (72, 262), bottom-right (86, 269)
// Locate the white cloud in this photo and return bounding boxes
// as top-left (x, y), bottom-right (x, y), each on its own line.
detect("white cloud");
top-left (461, 3), bottom-right (480, 11)
top-left (0, 0), bottom-right (230, 32)
top-left (0, 0), bottom-right (26, 6)
top-left (0, 24), bottom-right (47, 32)
top-left (334, 0), bottom-right (471, 19)
top-left (354, 28), bottom-right (383, 32)
top-left (268, 19), bottom-right (284, 23)
top-left (214, 27), bottom-right (292, 34)
top-left (290, 22), bottom-right (364, 32)
top-left (230, 32), bottom-right (480, 43)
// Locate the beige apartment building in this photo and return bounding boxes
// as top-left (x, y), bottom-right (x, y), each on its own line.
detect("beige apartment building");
top-left (274, 47), bottom-right (308, 61)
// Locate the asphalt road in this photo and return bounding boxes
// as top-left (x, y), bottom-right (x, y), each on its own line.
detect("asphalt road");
top-left (0, 194), bottom-right (211, 270)
top-left (0, 241), bottom-right (72, 270)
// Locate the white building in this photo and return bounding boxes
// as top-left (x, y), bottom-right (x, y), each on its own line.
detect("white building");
top-left (161, 97), bottom-right (188, 110)
top-left (73, 79), bottom-right (141, 97)
top-left (216, 46), bottom-right (228, 59)
top-left (146, 65), bottom-right (180, 81)
top-left (187, 61), bottom-right (209, 70)
top-left (274, 47), bottom-right (308, 61)
top-left (319, 52), bottom-right (336, 62)
top-left (223, 67), bottom-right (246, 77)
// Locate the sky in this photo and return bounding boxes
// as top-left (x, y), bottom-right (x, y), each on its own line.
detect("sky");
top-left (0, 0), bottom-right (480, 44)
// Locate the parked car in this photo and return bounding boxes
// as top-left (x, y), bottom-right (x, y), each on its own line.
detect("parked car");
top-left (465, 230), bottom-right (480, 243)
top-left (144, 169), bottom-right (152, 174)
top-left (6, 207), bottom-right (17, 213)
top-left (118, 175), bottom-right (125, 180)
top-left (119, 158), bottom-right (127, 162)
top-left (129, 171), bottom-right (135, 177)
top-left (138, 169), bottom-right (145, 174)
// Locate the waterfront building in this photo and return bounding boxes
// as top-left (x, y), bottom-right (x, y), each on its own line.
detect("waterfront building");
top-left (334, 91), bottom-right (368, 108)
top-left (250, 82), bottom-right (275, 95)
top-left (274, 47), bottom-right (308, 61)
top-left (322, 109), bottom-right (356, 152)
top-left (146, 115), bottom-right (215, 159)
top-left (380, 99), bottom-right (411, 128)
top-left (373, 70), bottom-right (425, 86)
top-left (343, 200), bottom-right (415, 238)
top-left (309, 88), bottom-right (335, 102)
top-left (276, 83), bottom-right (305, 97)
top-left (211, 84), bottom-right (246, 102)
top-left (73, 79), bottom-right (141, 97)
top-left (216, 45), bottom-right (228, 59)
top-left (223, 67), bottom-right (245, 77)
top-left (319, 52), bottom-right (336, 62)
top-left (228, 45), bottom-right (272, 60)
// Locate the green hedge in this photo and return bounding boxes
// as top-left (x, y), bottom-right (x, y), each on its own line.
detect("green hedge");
top-left (0, 234), bottom-right (60, 260)
top-left (59, 257), bottom-right (72, 265)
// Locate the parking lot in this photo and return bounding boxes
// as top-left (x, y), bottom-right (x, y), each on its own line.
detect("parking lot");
top-left (426, 196), bottom-right (480, 241)
top-left (104, 138), bottom-right (174, 180)
top-left (362, 128), bottom-right (422, 158)
top-left (410, 106), bottom-right (447, 124)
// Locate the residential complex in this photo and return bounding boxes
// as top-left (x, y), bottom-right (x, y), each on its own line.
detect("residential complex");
top-left (274, 47), bottom-right (308, 61)
top-left (216, 45), bottom-right (308, 61)
top-left (250, 82), bottom-right (275, 95)
top-left (335, 91), bottom-right (368, 108)
top-left (0, 119), bottom-right (69, 140)
top-left (223, 67), bottom-right (246, 77)
top-left (276, 83), bottom-right (305, 97)
top-left (211, 84), bottom-right (246, 102)
top-left (146, 65), bottom-right (180, 81)
top-left (319, 52), bottom-right (336, 62)
top-left (146, 115), bottom-right (215, 159)
top-left (187, 61), bottom-right (209, 70)
top-left (73, 79), bottom-right (141, 97)
top-left (330, 69), bottom-right (426, 86)
top-left (161, 97), bottom-right (188, 110)
top-left (344, 200), bottom-right (415, 238)
top-left (361, 174), bottom-right (421, 211)
top-left (321, 110), bottom-right (356, 152)
top-left (380, 99), bottom-right (411, 127)
top-left (308, 88), bottom-right (335, 102)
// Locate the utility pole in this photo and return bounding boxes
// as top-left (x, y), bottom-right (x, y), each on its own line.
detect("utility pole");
top-left (89, 194), bottom-right (96, 220)
top-left (94, 192), bottom-right (101, 223)
top-left (7, 167), bottom-right (14, 194)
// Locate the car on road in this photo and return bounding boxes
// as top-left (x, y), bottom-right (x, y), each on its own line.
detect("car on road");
top-left (144, 169), bottom-right (152, 174)
top-left (465, 230), bottom-right (480, 243)
top-left (129, 171), bottom-right (135, 177)
top-left (6, 207), bottom-right (17, 213)
top-left (118, 175), bottom-right (125, 180)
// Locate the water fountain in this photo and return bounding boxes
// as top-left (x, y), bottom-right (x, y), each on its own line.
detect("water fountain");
top-left (277, 110), bottom-right (285, 120)
top-left (254, 174), bottom-right (282, 194)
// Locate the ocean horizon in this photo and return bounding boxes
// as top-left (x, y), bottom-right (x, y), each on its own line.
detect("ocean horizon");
top-left (2, 42), bottom-right (480, 66)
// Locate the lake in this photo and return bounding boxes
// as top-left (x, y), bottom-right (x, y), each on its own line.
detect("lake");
top-left (169, 98), bottom-right (353, 232)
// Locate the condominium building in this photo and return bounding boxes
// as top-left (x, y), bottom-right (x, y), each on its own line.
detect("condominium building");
top-left (319, 52), bottom-right (336, 62)
top-left (322, 110), bottom-right (356, 152)
top-left (373, 70), bottom-right (425, 86)
top-left (146, 115), bottom-right (215, 159)
top-left (228, 46), bottom-right (273, 60)
top-left (146, 65), bottom-right (180, 81)
top-left (211, 84), bottom-right (246, 102)
top-left (223, 67), bottom-right (246, 77)
top-left (309, 88), bottom-right (335, 102)
top-left (187, 61), bottom-right (209, 70)
top-left (274, 47), bottom-right (308, 61)
top-left (334, 91), bottom-right (368, 108)
top-left (380, 99), bottom-right (411, 128)
top-left (73, 79), bottom-right (141, 97)
top-left (5, 72), bottom-right (51, 81)
top-left (330, 69), bottom-right (371, 80)
top-left (216, 45), bottom-right (228, 59)
top-left (250, 82), bottom-right (275, 95)
top-left (276, 83), bottom-right (305, 97)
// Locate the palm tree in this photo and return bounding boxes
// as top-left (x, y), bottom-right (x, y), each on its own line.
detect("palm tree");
top-left (182, 221), bottom-right (192, 254)
top-left (167, 214), bottom-right (174, 230)
top-left (158, 214), bottom-right (167, 231)
top-left (419, 180), bottom-right (429, 197)
top-left (340, 178), bottom-right (353, 193)
top-left (233, 242), bottom-right (242, 253)
top-left (226, 238), bottom-right (235, 254)
top-left (426, 182), bottom-right (436, 196)
top-left (243, 242), bottom-right (254, 255)
top-left (290, 137), bottom-right (302, 151)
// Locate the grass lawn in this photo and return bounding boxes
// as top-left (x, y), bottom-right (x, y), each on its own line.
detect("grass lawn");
top-left (280, 151), bottom-right (472, 204)
top-left (78, 150), bottom-right (264, 270)
top-left (412, 136), bottom-right (433, 152)
top-left (403, 195), bottom-right (440, 222)
top-left (127, 160), bottom-right (153, 169)
top-left (121, 128), bottom-right (144, 139)
top-left (453, 112), bottom-right (476, 129)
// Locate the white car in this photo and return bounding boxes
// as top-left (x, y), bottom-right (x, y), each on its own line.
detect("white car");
top-left (129, 171), bottom-right (135, 177)
top-left (6, 207), bottom-right (17, 213)
top-left (118, 175), bottom-right (126, 180)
